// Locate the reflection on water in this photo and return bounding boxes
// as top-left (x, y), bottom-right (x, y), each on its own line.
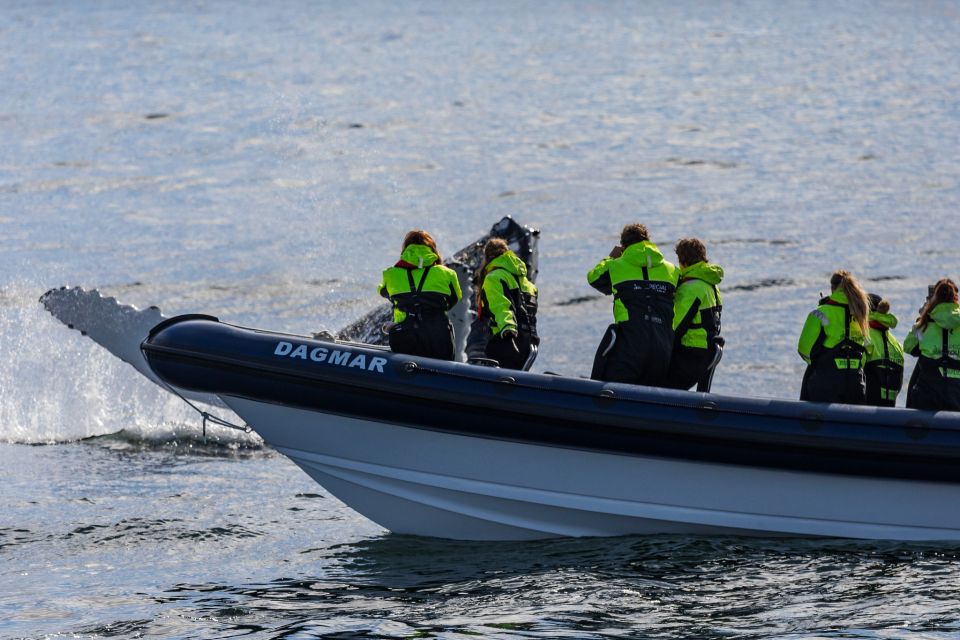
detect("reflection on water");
top-left (158, 536), bottom-right (960, 638)
top-left (2, 0), bottom-right (960, 637)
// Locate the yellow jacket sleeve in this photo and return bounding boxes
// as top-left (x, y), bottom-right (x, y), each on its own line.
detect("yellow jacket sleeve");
top-left (903, 325), bottom-right (922, 357)
top-left (673, 282), bottom-right (700, 331)
top-left (449, 269), bottom-right (463, 304)
top-left (378, 275), bottom-right (389, 299)
top-left (587, 258), bottom-right (613, 295)
top-left (483, 272), bottom-right (517, 335)
top-left (798, 311), bottom-right (826, 364)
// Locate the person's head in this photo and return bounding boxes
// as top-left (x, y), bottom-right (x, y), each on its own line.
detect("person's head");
top-left (830, 270), bottom-right (870, 339)
top-left (474, 237), bottom-right (511, 306)
top-left (620, 223), bottom-right (649, 248)
top-left (867, 293), bottom-right (890, 314)
top-left (483, 238), bottom-right (509, 264)
top-left (675, 238), bottom-right (707, 269)
top-left (402, 229), bottom-right (441, 262)
top-left (919, 278), bottom-right (959, 329)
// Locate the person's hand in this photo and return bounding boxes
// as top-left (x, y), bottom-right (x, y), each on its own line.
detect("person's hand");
top-left (609, 245), bottom-right (624, 258)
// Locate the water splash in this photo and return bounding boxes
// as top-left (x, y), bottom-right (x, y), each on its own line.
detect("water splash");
top-left (0, 283), bottom-right (255, 445)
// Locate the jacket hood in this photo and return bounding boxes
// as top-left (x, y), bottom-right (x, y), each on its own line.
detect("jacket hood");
top-left (622, 241), bottom-right (665, 268)
top-left (869, 311), bottom-right (898, 329)
top-left (827, 289), bottom-right (849, 306)
top-left (680, 261), bottom-right (723, 285)
top-left (930, 302), bottom-right (960, 329)
top-left (398, 244), bottom-right (440, 268)
top-left (485, 250), bottom-right (527, 278)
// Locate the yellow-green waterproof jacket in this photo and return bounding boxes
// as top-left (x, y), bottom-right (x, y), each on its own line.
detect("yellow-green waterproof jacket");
top-left (480, 250), bottom-right (538, 336)
top-left (797, 289), bottom-right (868, 366)
top-left (866, 310), bottom-right (904, 367)
top-left (587, 241), bottom-right (679, 324)
top-left (904, 302), bottom-right (960, 376)
top-left (378, 244), bottom-right (462, 324)
top-left (673, 261), bottom-right (724, 349)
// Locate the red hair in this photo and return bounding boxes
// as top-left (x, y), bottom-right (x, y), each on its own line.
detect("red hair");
top-left (402, 229), bottom-right (442, 262)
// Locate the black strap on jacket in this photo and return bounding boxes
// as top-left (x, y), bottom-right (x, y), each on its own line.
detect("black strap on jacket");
top-left (867, 326), bottom-right (903, 399)
top-left (398, 266), bottom-right (438, 324)
top-left (939, 327), bottom-right (960, 376)
top-left (815, 305), bottom-right (865, 371)
top-left (834, 306), bottom-right (866, 369)
top-left (943, 327), bottom-right (950, 367)
top-left (405, 265), bottom-right (433, 294)
top-left (678, 281), bottom-right (722, 341)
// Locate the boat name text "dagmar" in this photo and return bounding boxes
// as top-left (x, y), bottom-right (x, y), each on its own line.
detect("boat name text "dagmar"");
top-left (273, 341), bottom-right (387, 373)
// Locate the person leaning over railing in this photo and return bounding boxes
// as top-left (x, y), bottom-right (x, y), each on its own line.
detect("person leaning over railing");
top-left (904, 278), bottom-right (960, 411)
top-left (797, 270), bottom-right (871, 405)
top-left (378, 229), bottom-right (462, 361)
top-left (475, 238), bottom-right (539, 370)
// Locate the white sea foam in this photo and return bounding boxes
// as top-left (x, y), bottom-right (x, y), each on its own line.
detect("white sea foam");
top-left (0, 282), bottom-right (256, 445)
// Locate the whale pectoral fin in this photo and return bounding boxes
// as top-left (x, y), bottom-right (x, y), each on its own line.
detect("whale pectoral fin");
top-left (39, 286), bottom-right (224, 407)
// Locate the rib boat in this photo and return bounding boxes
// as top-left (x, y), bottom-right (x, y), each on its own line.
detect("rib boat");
top-left (141, 315), bottom-right (960, 541)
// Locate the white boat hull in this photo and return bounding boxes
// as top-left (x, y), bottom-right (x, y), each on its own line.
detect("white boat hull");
top-left (224, 396), bottom-right (960, 541)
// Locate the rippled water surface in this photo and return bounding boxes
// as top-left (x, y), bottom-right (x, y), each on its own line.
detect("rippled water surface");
top-left (2, 1), bottom-right (960, 638)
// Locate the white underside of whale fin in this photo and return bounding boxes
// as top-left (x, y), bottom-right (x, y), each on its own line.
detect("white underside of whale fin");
top-left (39, 286), bottom-right (224, 407)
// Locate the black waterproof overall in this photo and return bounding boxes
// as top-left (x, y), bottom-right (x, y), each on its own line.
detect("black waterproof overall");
top-left (387, 266), bottom-right (456, 361)
top-left (906, 328), bottom-right (960, 411)
top-left (667, 283), bottom-right (724, 392)
top-left (591, 270), bottom-right (675, 387)
top-left (864, 327), bottom-right (904, 407)
top-left (800, 306), bottom-right (867, 404)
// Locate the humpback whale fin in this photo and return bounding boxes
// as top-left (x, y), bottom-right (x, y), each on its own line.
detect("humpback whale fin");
top-left (39, 217), bottom-right (539, 399)
top-left (38, 286), bottom-right (225, 407)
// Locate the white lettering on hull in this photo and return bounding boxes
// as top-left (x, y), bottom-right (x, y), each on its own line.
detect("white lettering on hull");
top-left (273, 341), bottom-right (386, 373)
top-left (290, 345), bottom-right (308, 359)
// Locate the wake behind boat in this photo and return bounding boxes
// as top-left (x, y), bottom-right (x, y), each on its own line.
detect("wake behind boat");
top-left (141, 314), bottom-right (960, 541)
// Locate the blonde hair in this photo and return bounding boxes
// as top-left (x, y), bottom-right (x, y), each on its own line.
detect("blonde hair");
top-left (830, 270), bottom-right (870, 340)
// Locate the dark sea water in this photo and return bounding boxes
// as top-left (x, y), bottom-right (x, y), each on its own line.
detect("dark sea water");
top-left (2, 1), bottom-right (960, 637)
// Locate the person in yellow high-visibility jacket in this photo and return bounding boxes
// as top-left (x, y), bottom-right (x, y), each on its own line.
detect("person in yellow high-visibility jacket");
top-left (666, 238), bottom-right (724, 392)
top-left (904, 278), bottom-right (960, 411)
top-left (378, 230), bottom-right (462, 360)
top-left (587, 223), bottom-right (679, 386)
top-left (797, 270), bottom-right (871, 404)
top-left (476, 238), bottom-right (539, 370)
top-left (864, 293), bottom-right (904, 407)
